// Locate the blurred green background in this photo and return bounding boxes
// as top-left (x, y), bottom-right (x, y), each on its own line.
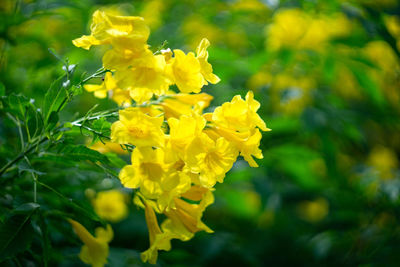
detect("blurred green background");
top-left (1, 0), bottom-right (400, 266)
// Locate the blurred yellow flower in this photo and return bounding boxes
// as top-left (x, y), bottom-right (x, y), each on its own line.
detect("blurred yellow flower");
top-left (68, 219), bottom-right (113, 267)
top-left (92, 190), bottom-right (128, 223)
top-left (297, 198), bottom-right (329, 223)
top-left (266, 9), bottom-right (350, 50)
top-left (368, 146), bottom-right (399, 180)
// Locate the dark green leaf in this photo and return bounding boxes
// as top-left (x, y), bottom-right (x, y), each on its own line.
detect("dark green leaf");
top-left (0, 203), bottom-right (39, 261)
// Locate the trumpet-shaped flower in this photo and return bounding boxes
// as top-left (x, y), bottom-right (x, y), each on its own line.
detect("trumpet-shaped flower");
top-left (212, 91), bottom-right (269, 132)
top-left (186, 134), bottom-right (238, 187)
top-left (119, 147), bottom-right (167, 198)
top-left (111, 107), bottom-right (165, 147)
top-left (92, 190), bottom-right (128, 223)
top-left (116, 54), bottom-right (170, 103)
top-left (159, 92), bottom-right (213, 119)
top-left (164, 187), bottom-right (214, 238)
top-left (196, 38), bottom-right (220, 85)
top-left (68, 219), bottom-right (113, 267)
top-left (167, 49), bottom-right (204, 93)
top-left (167, 113), bottom-right (206, 159)
top-left (72, 10), bottom-right (149, 50)
top-left (140, 187), bottom-right (214, 264)
top-left (119, 147), bottom-right (191, 207)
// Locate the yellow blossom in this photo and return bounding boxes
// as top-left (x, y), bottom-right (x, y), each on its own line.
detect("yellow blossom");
top-left (102, 43), bottom-right (154, 70)
top-left (159, 92), bottom-right (213, 119)
top-left (120, 147), bottom-right (191, 208)
top-left (140, 199), bottom-right (175, 264)
top-left (196, 38), bottom-right (220, 85)
top-left (167, 113), bottom-right (206, 160)
top-left (163, 187), bottom-right (214, 239)
top-left (186, 135), bottom-right (238, 188)
top-left (116, 54), bottom-right (170, 104)
top-left (92, 190), bottom-right (128, 223)
top-left (68, 219), bottom-right (113, 267)
top-left (89, 140), bottom-right (128, 154)
top-left (212, 91), bottom-right (269, 132)
top-left (110, 107), bottom-right (165, 147)
top-left (83, 72), bottom-right (116, 99)
top-left (167, 49), bottom-right (204, 93)
top-left (140, 187), bottom-right (214, 264)
top-left (72, 10), bottom-right (149, 50)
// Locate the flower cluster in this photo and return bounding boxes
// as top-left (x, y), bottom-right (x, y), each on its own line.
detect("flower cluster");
top-left (72, 10), bottom-right (269, 265)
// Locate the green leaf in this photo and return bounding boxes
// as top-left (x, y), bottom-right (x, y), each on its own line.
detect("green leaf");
top-left (3, 94), bottom-right (29, 121)
top-left (62, 145), bottom-right (110, 165)
top-left (42, 75), bottom-right (68, 127)
top-left (0, 203), bottom-right (39, 261)
top-left (26, 104), bottom-right (44, 140)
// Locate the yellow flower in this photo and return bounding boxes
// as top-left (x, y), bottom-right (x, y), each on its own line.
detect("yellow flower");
top-left (186, 134), bottom-right (238, 188)
top-left (92, 190), bottom-right (128, 223)
top-left (119, 147), bottom-right (191, 207)
top-left (83, 72), bottom-right (116, 99)
top-left (212, 91), bottom-right (269, 132)
top-left (167, 49), bottom-right (204, 93)
top-left (140, 187), bottom-right (214, 264)
top-left (119, 147), bottom-right (166, 198)
top-left (163, 187), bottom-right (214, 238)
top-left (166, 113), bottom-right (206, 160)
top-left (159, 92), bottom-right (213, 119)
top-left (89, 140), bottom-right (128, 155)
top-left (110, 107), bottom-right (165, 147)
top-left (68, 219), bottom-right (113, 267)
top-left (208, 126), bottom-right (263, 167)
top-left (72, 10), bottom-right (149, 50)
top-left (102, 43), bottom-right (154, 71)
top-left (196, 38), bottom-right (220, 85)
top-left (116, 54), bottom-right (170, 104)
top-left (140, 199), bottom-right (175, 264)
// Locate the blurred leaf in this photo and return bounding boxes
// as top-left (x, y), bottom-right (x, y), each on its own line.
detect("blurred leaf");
top-left (265, 144), bottom-right (322, 189)
top-left (37, 181), bottom-right (102, 223)
top-left (350, 66), bottom-right (385, 105)
top-left (0, 203), bottom-right (39, 261)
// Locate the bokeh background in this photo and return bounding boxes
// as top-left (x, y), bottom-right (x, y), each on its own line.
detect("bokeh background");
top-left (1, 0), bottom-right (400, 266)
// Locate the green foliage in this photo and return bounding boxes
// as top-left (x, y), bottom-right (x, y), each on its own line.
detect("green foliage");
top-left (0, 203), bottom-right (39, 261)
